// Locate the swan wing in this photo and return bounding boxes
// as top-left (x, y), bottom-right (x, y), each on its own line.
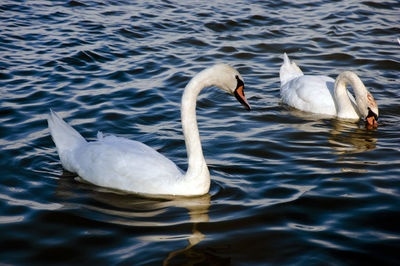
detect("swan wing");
top-left (281, 75), bottom-right (337, 115)
top-left (72, 135), bottom-right (184, 194)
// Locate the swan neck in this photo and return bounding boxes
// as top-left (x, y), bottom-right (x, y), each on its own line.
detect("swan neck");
top-left (334, 71), bottom-right (364, 119)
top-left (181, 70), bottom-right (213, 184)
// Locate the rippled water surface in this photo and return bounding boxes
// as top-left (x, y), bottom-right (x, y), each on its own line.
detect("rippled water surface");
top-left (1, 0), bottom-right (400, 265)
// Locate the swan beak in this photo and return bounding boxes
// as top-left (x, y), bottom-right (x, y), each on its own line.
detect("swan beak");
top-left (365, 107), bottom-right (378, 129)
top-left (234, 85), bottom-right (251, 111)
top-left (366, 116), bottom-right (378, 129)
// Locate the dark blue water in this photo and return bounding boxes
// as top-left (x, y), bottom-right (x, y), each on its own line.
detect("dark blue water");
top-left (1, 0), bottom-right (400, 265)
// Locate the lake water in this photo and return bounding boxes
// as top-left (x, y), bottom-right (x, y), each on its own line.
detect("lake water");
top-left (1, 0), bottom-right (399, 265)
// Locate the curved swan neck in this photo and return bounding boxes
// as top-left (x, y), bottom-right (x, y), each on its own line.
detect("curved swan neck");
top-left (181, 68), bottom-right (216, 184)
top-left (334, 71), bottom-right (366, 119)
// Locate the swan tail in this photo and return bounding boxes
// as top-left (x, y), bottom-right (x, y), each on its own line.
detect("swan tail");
top-left (48, 109), bottom-right (87, 172)
top-left (280, 53), bottom-right (304, 85)
top-left (283, 52), bottom-right (291, 66)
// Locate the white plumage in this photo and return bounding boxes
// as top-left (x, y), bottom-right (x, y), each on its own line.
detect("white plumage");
top-left (279, 53), bottom-right (378, 127)
top-left (48, 64), bottom-right (250, 196)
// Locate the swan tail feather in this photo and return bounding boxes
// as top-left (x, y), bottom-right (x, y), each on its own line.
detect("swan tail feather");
top-left (48, 109), bottom-right (86, 172)
top-left (283, 52), bottom-right (290, 66)
top-left (280, 52), bottom-right (304, 85)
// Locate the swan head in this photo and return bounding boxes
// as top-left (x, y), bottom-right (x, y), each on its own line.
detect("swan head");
top-left (352, 79), bottom-right (379, 129)
top-left (208, 64), bottom-right (251, 111)
top-left (364, 93), bottom-right (379, 129)
top-left (357, 91), bottom-right (379, 128)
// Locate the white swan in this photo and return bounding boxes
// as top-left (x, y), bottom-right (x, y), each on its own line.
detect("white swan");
top-left (279, 53), bottom-right (379, 128)
top-left (48, 64), bottom-right (250, 196)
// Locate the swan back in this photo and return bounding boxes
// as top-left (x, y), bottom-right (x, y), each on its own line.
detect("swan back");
top-left (280, 53), bottom-right (304, 86)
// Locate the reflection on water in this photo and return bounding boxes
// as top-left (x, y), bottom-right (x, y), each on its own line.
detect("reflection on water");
top-left (285, 107), bottom-right (377, 155)
top-left (162, 223), bottom-right (206, 266)
top-left (1, 0), bottom-right (399, 264)
top-left (55, 170), bottom-right (212, 264)
top-left (284, 107), bottom-right (379, 176)
top-left (328, 120), bottom-right (377, 155)
top-left (284, 106), bottom-right (335, 133)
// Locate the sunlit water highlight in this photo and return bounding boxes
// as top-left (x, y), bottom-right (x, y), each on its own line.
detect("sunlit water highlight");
top-left (1, 0), bottom-right (399, 265)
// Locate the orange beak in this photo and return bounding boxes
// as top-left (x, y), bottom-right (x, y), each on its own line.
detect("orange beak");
top-left (366, 116), bottom-right (378, 129)
top-left (234, 85), bottom-right (251, 111)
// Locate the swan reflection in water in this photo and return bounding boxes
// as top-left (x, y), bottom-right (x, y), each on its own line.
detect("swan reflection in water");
top-left (284, 107), bottom-right (377, 155)
top-left (328, 119), bottom-right (377, 155)
top-left (54, 173), bottom-right (228, 265)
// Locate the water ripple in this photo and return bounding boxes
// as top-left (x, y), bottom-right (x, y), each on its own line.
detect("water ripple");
top-left (0, 0), bottom-right (399, 264)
